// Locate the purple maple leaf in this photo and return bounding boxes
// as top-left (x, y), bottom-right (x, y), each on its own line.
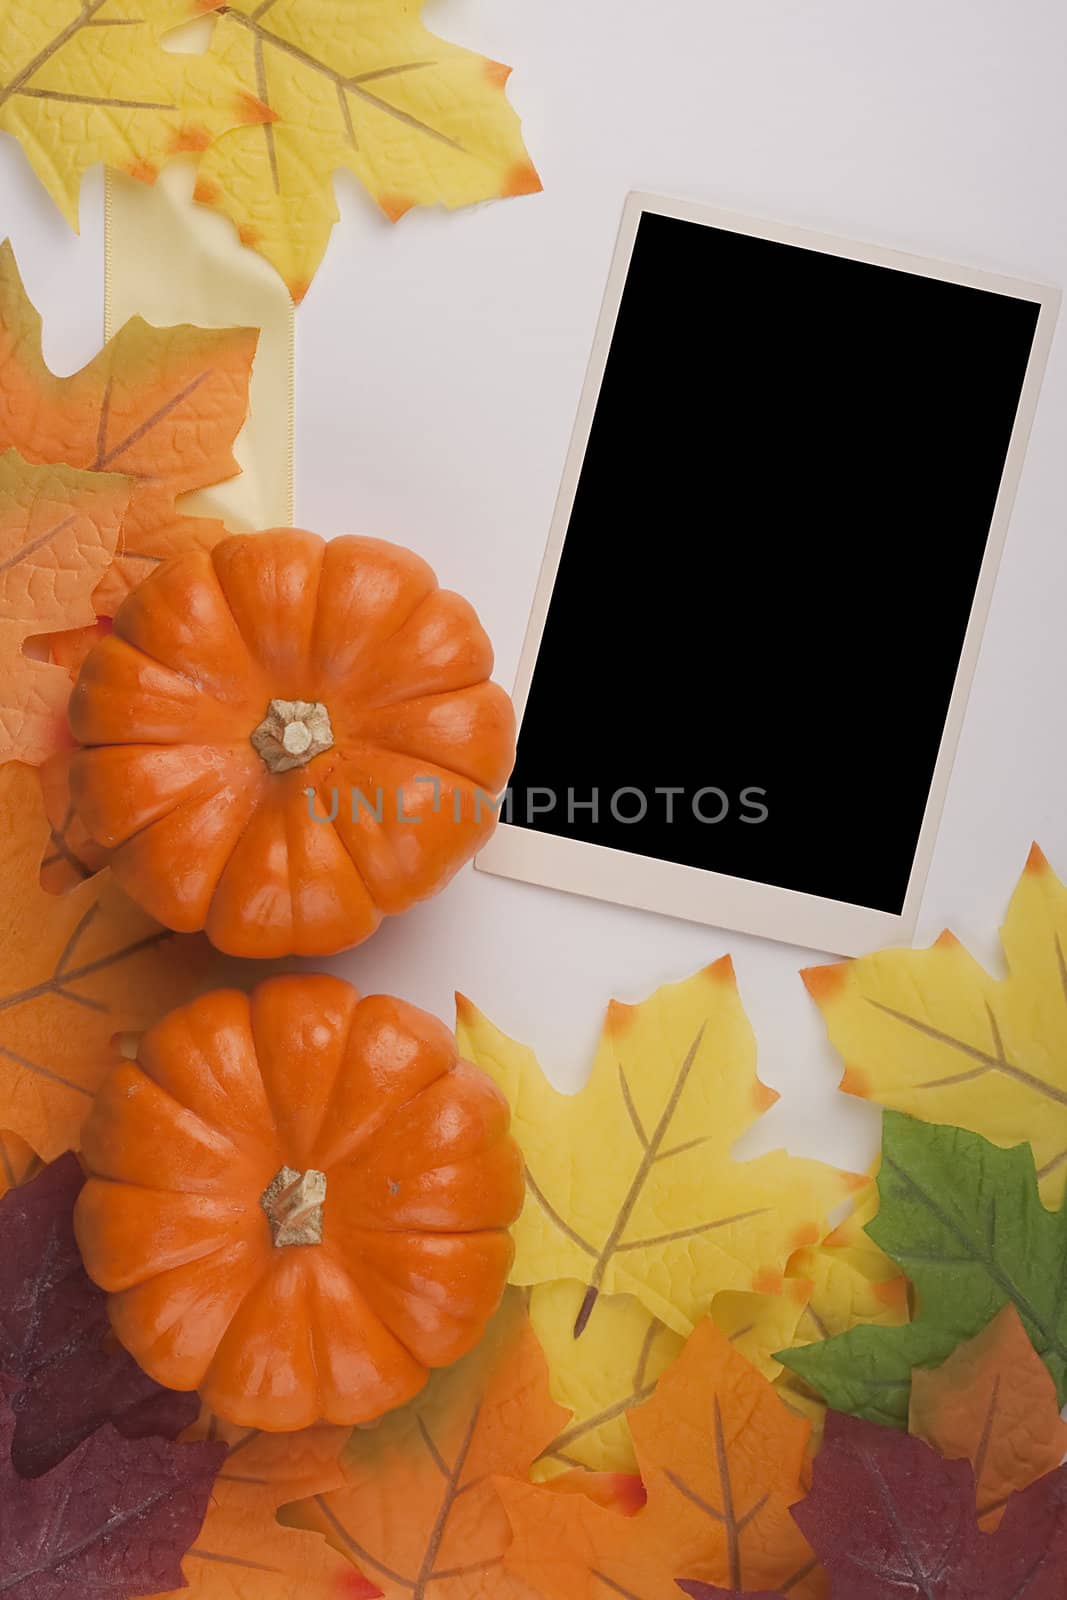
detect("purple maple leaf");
top-left (960, 1464), bottom-right (1067, 1599)
top-left (791, 1411), bottom-right (977, 1595)
top-left (788, 1410), bottom-right (1067, 1598)
top-left (677, 1588), bottom-right (786, 1598)
top-left (0, 1377), bottom-right (224, 1599)
top-left (0, 1155), bottom-right (198, 1477)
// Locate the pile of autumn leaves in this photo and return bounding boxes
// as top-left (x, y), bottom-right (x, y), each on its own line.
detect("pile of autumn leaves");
top-left (6, 949), bottom-right (1067, 1598)
top-left (4, 243), bottom-right (1067, 1596)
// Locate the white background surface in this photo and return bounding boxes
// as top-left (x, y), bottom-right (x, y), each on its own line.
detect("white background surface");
top-left (2, 0), bottom-right (1066, 1179)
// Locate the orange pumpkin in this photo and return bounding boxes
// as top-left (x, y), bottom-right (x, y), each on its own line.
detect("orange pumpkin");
top-left (68, 529), bottom-right (515, 957)
top-left (74, 974), bottom-right (524, 1431)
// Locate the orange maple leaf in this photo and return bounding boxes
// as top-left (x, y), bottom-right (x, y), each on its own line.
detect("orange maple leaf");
top-left (909, 1305), bottom-right (1067, 1530)
top-left (43, 617), bottom-right (113, 681)
top-left (289, 1292), bottom-right (570, 1599)
top-left (144, 1409), bottom-right (355, 1600)
top-left (501, 1319), bottom-right (827, 1599)
top-left (38, 749), bottom-right (110, 893)
top-left (33, 626), bottom-right (113, 892)
top-left (0, 240), bottom-right (256, 614)
top-left (35, 625), bottom-right (114, 891)
top-left (0, 1130), bottom-right (40, 1200)
top-left (0, 451), bottom-right (130, 766)
top-left (546, 1469), bottom-right (647, 1517)
top-left (0, 762), bottom-right (214, 1161)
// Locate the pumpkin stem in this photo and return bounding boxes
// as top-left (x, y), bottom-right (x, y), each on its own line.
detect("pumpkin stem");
top-left (260, 1165), bottom-right (328, 1248)
top-left (251, 699), bottom-right (334, 774)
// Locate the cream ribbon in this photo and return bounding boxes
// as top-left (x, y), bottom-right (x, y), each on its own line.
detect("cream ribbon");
top-left (105, 163), bottom-right (295, 532)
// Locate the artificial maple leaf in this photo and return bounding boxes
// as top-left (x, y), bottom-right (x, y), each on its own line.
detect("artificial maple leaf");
top-left (0, 450), bottom-right (129, 766)
top-left (0, 0), bottom-right (268, 232)
top-left (530, 1282), bottom-right (685, 1481)
top-left (195, 0), bottom-right (541, 300)
top-left (813, 1165), bottom-right (903, 1285)
top-left (289, 1291), bottom-right (569, 1599)
top-left (548, 1469), bottom-right (648, 1517)
top-left (36, 627), bottom-right (111, 891)
top-left (0, 240), bottom-right (257, 613)
top-left (786, 1245), bottom-right (909, 1350)
top-left (456, 963), bottom-right (858, 1342)
top-left (789, 1410), bottom-right (1067, 1599)
top-left (960, 1469), bottom-right (1067, 1598)
top-left (0, 761), bottom-right (213, 1160)
top-left (803, 846), bottom-right (1067, 1205)
top-left (0, 1130), bottom-right (40, 1198)
top-left (711, 1281), bottom-right (813, 1382)
top-left (42, 616), bottom-right (112, 679)
top-left (698, 1174), bottom-right (909, 1455)
top-left (38, 748), bottom-right (109, 892)
top-left (0, 1154), bottom-right (199, 1478)
top-left (152, 1408), bottom-right (353, 1600)
top-left (502, 1319), bottom-right (825, 1599)
top-left (780, 1113), bottom-right (1067, 1428)
top-left (0, 1378), bottom-right (225, 1600)
top-left (909, 1306), bottom-right (1067, 1530)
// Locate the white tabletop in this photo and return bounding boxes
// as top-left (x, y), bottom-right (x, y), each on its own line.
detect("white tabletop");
top-left (3, 0), bottom-right (1065, 1181)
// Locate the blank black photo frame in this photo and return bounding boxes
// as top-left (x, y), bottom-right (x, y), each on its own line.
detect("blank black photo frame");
top-left (478, 195), bottom-right (1059, 954)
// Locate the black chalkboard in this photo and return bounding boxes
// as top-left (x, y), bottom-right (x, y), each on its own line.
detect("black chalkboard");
top-left (507, 208), bottom-right (1043, 916)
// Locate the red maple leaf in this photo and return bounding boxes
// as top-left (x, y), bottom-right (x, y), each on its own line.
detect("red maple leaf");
top-left (0, 1378), bottom-right (223, 1600)
top-left (0, 1155), bottom-right (198, 1477)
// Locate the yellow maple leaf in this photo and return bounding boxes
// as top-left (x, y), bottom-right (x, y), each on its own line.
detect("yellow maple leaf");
top-left (195, 0), bottom-right (541, 299)
top-left (788, 1244), bottom-right (909, 1348)
top-left (815, 1164), bottom-right (903, 1283)
top-left (783, 1171), bottom-right (910, 1364)
top-left (530, 1283), bottom-right (685, 1482)
top-left (456, 961), bottom-right (859, 1341)
top-left (803, 846), bottom-right (1067, 1204)
top-left (711, 1279), bottom-right (813, 1381)
top-left (0, 0), bottom-right (267, 228)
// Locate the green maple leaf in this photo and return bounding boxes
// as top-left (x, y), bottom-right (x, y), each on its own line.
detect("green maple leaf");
top-left (779, 1112), bottom-right (1067, 1427)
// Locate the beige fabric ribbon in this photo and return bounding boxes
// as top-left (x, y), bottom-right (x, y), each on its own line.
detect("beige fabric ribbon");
top-left (105, 163), bottom-right (295, 532)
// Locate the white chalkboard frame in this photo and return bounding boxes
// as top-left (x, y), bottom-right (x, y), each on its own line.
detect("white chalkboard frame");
top-left (477, 192), bottom-right (1060, 956)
